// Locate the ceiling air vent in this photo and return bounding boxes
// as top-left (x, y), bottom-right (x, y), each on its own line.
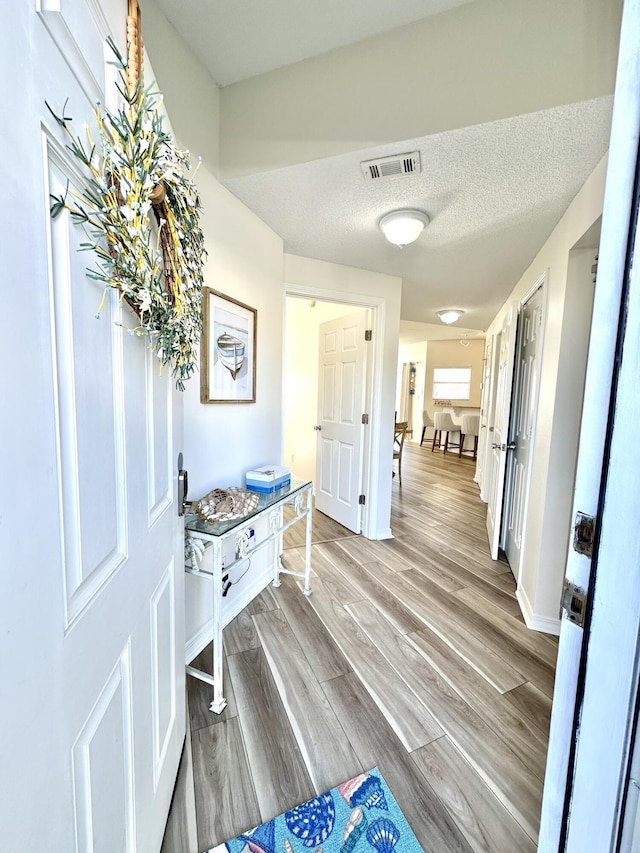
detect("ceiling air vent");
top-left (360, 151), bottom-right (421, 182)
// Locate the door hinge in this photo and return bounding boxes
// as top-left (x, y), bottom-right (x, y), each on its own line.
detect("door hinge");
top-left (364, 329), bottom-right (372, 341)
top-left (359, 494), bottom-right (366, 505)
top-left (560, 579), bottom-right (588, 628)
top-left (362, 413), bottom-right (369, 425)
top-left (573, 511), bottom-right (596, 558)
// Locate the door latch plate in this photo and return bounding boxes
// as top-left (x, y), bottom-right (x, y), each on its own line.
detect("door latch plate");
top-left (573, 511), bottom-right (596, 558)
top-left (560, 579), bottom-right (588, 628)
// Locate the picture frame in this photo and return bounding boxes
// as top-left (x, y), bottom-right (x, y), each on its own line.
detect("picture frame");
top-left (200, 288), bottom-right (257, 403)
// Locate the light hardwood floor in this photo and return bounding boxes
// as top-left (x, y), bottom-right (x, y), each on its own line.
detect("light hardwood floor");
top-left (163, 442), bottom-right (556, 853)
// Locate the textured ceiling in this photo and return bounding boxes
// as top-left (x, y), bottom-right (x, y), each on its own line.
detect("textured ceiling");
top-left (148, 0), bottom-right (615, 334)
top-left (224, 97), bottom-right (612, 331)
top-left (153, 0), bottom-right (476, 86)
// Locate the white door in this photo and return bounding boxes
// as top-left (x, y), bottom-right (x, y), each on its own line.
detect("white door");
top-left (502, 283), bottom-right (544, 579)
top-left (315, 310), bottom-right (368, 532)
top-left (485, 303), bottom-right (518, 558)
top-left (476, 335), bottom-right (494, 492)
top-left (539, 0), bottom-right (640, 848)
top-left (1, 4), bottom-right (184, 851)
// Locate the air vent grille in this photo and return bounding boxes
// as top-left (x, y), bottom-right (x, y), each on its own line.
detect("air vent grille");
top-left (361, 151), bottom-right (421, 182)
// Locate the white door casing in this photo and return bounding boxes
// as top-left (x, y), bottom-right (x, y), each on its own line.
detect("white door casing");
top-left (485, 302), bottom-right (519, 559)
top-left (315, 310), bottom-right (368, 533)
top-left (539, 0), bottom-right (640, 848)
top-left (502, 281), bottom-right (545, 580)
top-left (1, 3), bottom-right (184, 850)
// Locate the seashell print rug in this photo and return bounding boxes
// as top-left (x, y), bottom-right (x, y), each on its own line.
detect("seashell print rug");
top-left (206, 769), bottom-right (424, 853)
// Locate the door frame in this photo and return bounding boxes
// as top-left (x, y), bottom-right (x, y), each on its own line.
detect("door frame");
top-left (501, 271), bottom-right (547, 586)
top-left (284, 283), bottom-right (384, 540)
top-left (539, 0), bottom-right (640, 847)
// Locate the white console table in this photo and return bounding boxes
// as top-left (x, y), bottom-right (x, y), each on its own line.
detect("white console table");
top-left (184, 477), bottom-right (313, 713)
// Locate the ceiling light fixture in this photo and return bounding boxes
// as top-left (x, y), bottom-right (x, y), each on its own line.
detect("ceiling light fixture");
top-left (379, 209), bottom-right (429, 247)
top-left (437, 309), bottom-right (464, 325)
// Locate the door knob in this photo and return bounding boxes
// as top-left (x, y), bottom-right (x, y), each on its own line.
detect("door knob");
top-left (506, 442), bottom-right (517, 451)
top-left (314, 425), bottom-right (322, 431)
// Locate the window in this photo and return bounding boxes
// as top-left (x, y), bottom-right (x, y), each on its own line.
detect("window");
top-left (433, 367), bottom-right (471, 400)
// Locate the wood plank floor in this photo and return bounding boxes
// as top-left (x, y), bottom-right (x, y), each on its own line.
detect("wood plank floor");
top-left (163, 442), bottom-right (556, 853)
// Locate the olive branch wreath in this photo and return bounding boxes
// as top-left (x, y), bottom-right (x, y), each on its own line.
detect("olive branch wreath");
top-left (47, 38), bottom-right (206, 389)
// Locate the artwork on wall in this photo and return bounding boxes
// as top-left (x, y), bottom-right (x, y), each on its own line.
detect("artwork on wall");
top-left (200, 288), bottom-right (256, 403)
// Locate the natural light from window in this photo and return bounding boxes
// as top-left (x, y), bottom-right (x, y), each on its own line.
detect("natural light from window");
top-left (433, 367), bottom-right (471, 400)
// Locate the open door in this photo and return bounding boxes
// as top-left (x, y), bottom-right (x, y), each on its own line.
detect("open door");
top-left (315, 310), bottom-right (368, 532)
top-left (2, 4), bottom-right (185, 850)
top-left (485, 303), bottom-right (519, 558)
top-left (475, 335), bottom-right (493, 491)
top-left (539, 0), bottom-right (640, 847)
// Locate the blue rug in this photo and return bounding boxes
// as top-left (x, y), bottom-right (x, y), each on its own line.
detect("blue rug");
top-left (207, 769), bottom-right (424, 853)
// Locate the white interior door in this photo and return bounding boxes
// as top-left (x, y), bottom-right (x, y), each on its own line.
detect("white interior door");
top-left (1, 4), bottom-right (184, 851)
top-left (486, 303), bottom-right (518, 559)
top-left (502, 283), bottom-right (544, 578)
top-left (539, 0), bottom-right (640, 848)
top-left (476, 336), bottom-right (493, 493)
top-left (315, 310), bottom-right (367, 532)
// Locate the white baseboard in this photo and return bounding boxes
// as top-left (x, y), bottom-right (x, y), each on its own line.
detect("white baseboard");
top-left (371, 527), bottom-right (393, 540)
top-left (185, 621), bottom-right (213, 665)
top-left (184, 563), bottom-right (273, 664)
top-left (517, 585), bottom-right (561, 636)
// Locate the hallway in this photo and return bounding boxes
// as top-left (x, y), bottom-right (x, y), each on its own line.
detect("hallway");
top-left (166, 443), bottom-right (556, 853)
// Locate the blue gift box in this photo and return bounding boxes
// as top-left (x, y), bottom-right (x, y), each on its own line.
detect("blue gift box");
top-left (246, 476), bottom-right (291, 493)
top-left (246, 465), bottom-right (291, 493)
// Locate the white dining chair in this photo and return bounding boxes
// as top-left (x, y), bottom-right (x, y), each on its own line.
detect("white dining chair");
top-left (432, 412), bottom-right (460, 454)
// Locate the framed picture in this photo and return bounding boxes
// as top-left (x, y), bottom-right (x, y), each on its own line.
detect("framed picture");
top-left (200, 288), bottom-right (257, 403)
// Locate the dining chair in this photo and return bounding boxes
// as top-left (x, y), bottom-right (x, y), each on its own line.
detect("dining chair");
top-left (432, 412), bottom-right (460, 454)
top-left (420, 410), bottom-right (433, 446)
top-left (459, 413), bottom-right (480, 460)
top-left (393, 421), bottom-right (409, 485)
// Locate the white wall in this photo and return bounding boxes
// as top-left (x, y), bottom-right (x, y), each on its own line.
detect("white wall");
top-left (176, 129), bottom-right (284, 663)
top-left (141, 0), bottom-right (285, 498)
top-left (182, 171), bottom-right (285, 496)
top-left (485, 156), bottom-right (607, 630)
top-left (219, 0), bottom-right (621, 179)
top-left (140, 0), bottom-right (221, 177)
top-left (283, 297), bottom-right (354, 484)
top-left (284, 254), bottom-right (402, 540)
top-left (141, 2), bottom-right (286, 654)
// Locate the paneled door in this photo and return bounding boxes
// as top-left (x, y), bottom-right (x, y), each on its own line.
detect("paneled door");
top-left (486, 303), bottom-right (519, 559)
top-left (502, 283), bottom-right (544, 579)
top-left (1, 3), bottom-right (184, 851)
top-left (476, 335), bottom-right (494, 496)
top-left (315, 310), bottom-right (368, 533)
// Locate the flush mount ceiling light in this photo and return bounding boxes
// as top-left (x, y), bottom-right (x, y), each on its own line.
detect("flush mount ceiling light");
top-left (437, 309), bottom-right (464, 325)
top-left (379, 209), bottom-right (429, 247)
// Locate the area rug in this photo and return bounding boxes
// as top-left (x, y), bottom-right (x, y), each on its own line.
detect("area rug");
top-left (207, 768), bottom-right (424, 853)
